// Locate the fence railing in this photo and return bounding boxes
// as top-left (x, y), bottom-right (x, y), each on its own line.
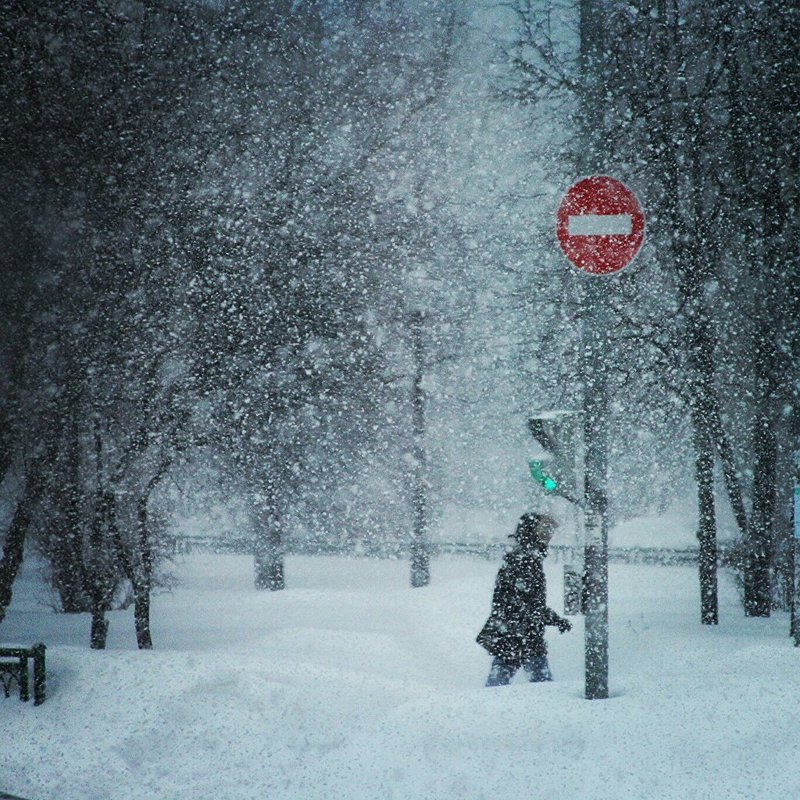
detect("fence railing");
top-left (166, 535), bottom-right (734, 566)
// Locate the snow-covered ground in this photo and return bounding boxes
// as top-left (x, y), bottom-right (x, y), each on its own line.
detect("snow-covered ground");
top-left (2, 552), bottom-right (798, 800)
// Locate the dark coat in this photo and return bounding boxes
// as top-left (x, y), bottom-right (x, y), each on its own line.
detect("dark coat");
top-left (476, 543), bottom-right (564, 667)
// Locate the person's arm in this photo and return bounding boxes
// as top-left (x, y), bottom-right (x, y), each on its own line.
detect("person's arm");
top-left (544, 606), bottom-right (572, 632)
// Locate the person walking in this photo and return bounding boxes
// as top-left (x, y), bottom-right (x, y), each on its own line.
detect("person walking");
top-left (477, 512), bottom-right (572, 686)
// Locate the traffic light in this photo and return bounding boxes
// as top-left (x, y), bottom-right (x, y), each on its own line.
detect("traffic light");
top-left (527, 412), bottom-right (581, 504)
top-left (529, 459), bottom-right (558, 492)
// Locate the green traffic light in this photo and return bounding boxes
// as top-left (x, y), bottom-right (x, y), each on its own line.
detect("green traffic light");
top-left (529, 460), bottom-right (558, 493)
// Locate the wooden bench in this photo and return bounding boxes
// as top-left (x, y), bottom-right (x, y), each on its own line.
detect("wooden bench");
top-left (0, 643), bottom-right (46, 705)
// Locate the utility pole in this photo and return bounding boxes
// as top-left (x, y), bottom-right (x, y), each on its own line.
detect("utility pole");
top-left (410, 309), bottom-right (430, 588)
top-left (579, 0), bottom-right (610, 701)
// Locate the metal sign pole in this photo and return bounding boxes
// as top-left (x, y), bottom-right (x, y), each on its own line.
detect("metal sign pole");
top-left (578, 0), bottom-right (609, 701)
top-left (582, 280), bottom-right (609, 699)
top-left (793, 484), bottom-right (800, 646)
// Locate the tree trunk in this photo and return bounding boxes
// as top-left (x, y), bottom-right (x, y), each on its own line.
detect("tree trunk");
top-left (58, 412), bottom-right (89, 612)
top-left (86, 432), bottom-right (115, 649)
top-left (90, 608), bottom-right (109, 649)
top-left (133, 590), bottom-right (153, 650)
top-left (410, 310), bottom-right (430, 588)
top-left (0, 508), bottom-right (27, 624)
top-left (743, 177), bottom-right (783, 617)
top-left (681, 272), bottom-right (720, 625)
top-left (255, 519), bottom-right (284, 591)
top-left (771, 429), bottom-right (795, 611)
top-left (693, 408), bottom-right (718, 625)
top-left (0, 448), bottom-right (54, 623)
top-left (115, 458), bottom-right (172, 649)
top-left (133, 493), bottom-right (154, 649)
top-left (706, 405), bottom-right (749, 540)
top-left (653, 3), bottom-right (720, 624)
top-left (109, 490), bottom-right (153, 648)
top-left (745, 408), bottom-right (775, 617)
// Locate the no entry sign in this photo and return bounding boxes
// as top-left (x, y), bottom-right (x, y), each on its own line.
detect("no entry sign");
top-left (556, 176), bottom-right (645, 275)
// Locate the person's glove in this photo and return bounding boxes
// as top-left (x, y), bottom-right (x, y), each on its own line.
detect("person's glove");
top-left (557, 618), bottom-right (572, 633)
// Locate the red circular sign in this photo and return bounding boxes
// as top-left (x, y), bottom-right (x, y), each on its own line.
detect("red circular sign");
top-left (556, 176), bottom-right (645, 275)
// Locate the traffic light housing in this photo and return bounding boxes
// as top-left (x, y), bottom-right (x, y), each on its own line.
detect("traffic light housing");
top-left (527, 412), bottom-right (581, 504)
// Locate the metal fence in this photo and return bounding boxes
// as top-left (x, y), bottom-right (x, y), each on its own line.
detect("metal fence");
top-left (166, 535), bottom-right (734, 566)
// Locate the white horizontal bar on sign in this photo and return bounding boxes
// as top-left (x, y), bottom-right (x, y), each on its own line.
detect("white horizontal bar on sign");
top-left (568, 214), bottom-right (632, 236)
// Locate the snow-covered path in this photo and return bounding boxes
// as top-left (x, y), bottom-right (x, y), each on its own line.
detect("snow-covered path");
top-left (2, 554), bottom-right (798, 800)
